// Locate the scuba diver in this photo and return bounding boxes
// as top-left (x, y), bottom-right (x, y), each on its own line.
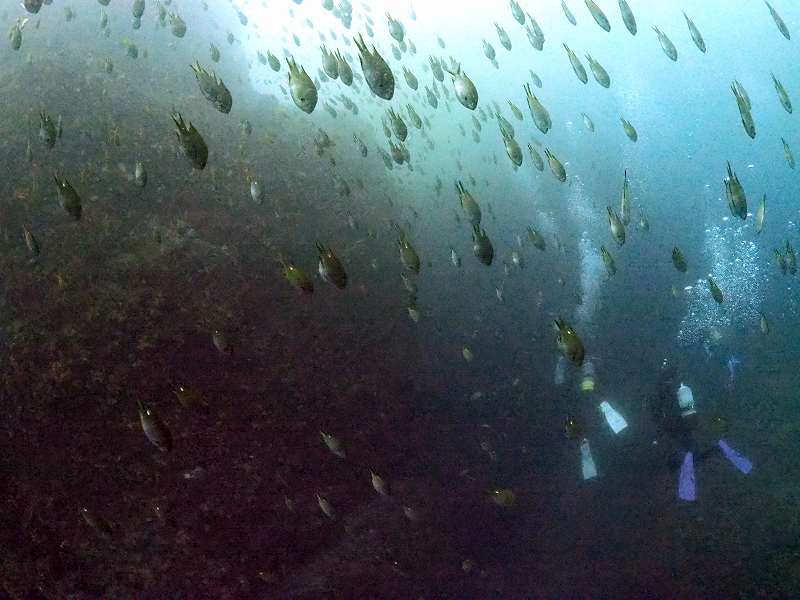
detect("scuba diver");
top-left (650, 358), bottom-right (753, 501)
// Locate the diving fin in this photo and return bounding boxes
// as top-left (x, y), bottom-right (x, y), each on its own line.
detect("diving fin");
top-left (718, 439), bottom-right (753, 474)
top-left (678, 451), bottom-right (696, 501)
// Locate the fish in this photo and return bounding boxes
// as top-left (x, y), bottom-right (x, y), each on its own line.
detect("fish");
top-left (429, 56), bottom-right (445, 82)
top-left (443, 62), bottom-right (479, 110)
top-left (401, 272), bottom-right (418, 295)
top-left (335, 51), bottom-right (353, 85)
top-left (406, 104), bottom-right (422, 129)
top-left (267, 51), bottom-right (281, 72)
top-left (759, 312), bottom-right (769, 335)
top-left (672, 247), bottom-right (688, 272)
top-left (600, 246), bottom-right (616, 276)
top-left (527, 226), bottom-right (546, 250)
top-left (563, 44), bottom-right (588, 84)
top-left (371, 471), bottom-right (389, 496)
top-left (524, 83), bottom-right (551, 134)
top-left (387, 13), bottom-right (405, 42)
top-left (724, 161), bottom-right (747, 220)
top-left (317, 494), bottom-right (335, 519)
top-left (775, 248), bottom-right (787, 275)
top-left (211, 329), bottom-right (233, 355)
top-left (782, 137), bottom-right (795, 169)
top-left (169, 13), bottom-right (187, 38)
top-left (320, 431), bottom-right (345, 458)
top-left (621, 118), bottom-right (638, 142)
top-left (353, 134), bottom-right (368, 157)
top-left (731, 80), bottom-right (756, 139)
top-left (286, 57), bottom-right (317, 114)
top-left (134, 161), bottom-right (147, 188)
top-left (483, 40), bottom-right (496, 61)
top-left (584, 0), bottom-right (610, 32)
top-left (280, 258), bottom-right (315, 294)
top-left (495, 23), bottom-right (512, 50)
top-left (771, 72), bottom-right (793, 114)
top-left (582, 113), bottom-right (595, 132)
top-left (510, 0), bottom-right (525, 25)
top-left (683, 12), bottom-right (706, 52)
top-left (316, 243), bottom-right (347, 289)
top-left (132, 0), bottom-right (144, 18)
top-left (502, 129), bottom-right (523, 166)
top-left (171, 112), bottom-right (208, 170)
top-left (320, 45), bottom-right (339, 80)
top-left (39, 111), bottom-right (57, 149)
top-left (9, 17), bottom-right (28, 51)
top-left (490, 488), bottom-right (516, 507)
top-left (525, 17), bottom-right (545, 51)
top-left (785, 240), bottom-right (797, 274)
top-left (450, 247), bottom-right (462, 268)
top-left (527, 144), bottom-right (545, 171)
top-left (708, 276), bottom-right (724, 304)
top-left (618, 0), bottom-right (637, 35)
top-left (755, 194), bottom-right (766, 234)
top-left (653, 26), bottom-right (678, 61)
top-left (425, 86), bottom-right (438, 109)
top-left (23, 225), bottom-right (39, 257)
top-left (765, 1), bottom-right (791, 40)
top-left (124, 39), bottom-right (139, 59)
top-left (561, 0), bottom-right (577, 25)
top-left (402, 66), bottom-right (418, 90)
top-left (80, 507), bottom-right (113, 539)
top-left (472, 224), bottom-right (494, 266)
top-left (554, 317), bottom-right (585, 365)
top-left (387, 108), bottom-right (408, 141)
top-left (246, 177), bottom-right (263, 205)
top-left (53, 173), bottom-right (82, 221)
top-left (585, 54), bottom-right (610, 88)
top-left (408, 306), bottom-right (420, 322)
top-left (354, 33), bottom-right (395, 100)
top-left (607, 206), bottom-right (625, 245)
top-left (398, 236), bottom-right (421, 273)
top-left (496, 112), bottom-right (515, 139)
top-left (137, 399), bottom-right (173, 452)
top-left (456, 181), bottom-right (481, 226)
top-left (544, 148), bottom-right (566, 182)
top-left (620, 170), bottom-right (631, 225)
top-left (727, 356), bottom-right (742, 382)
top-left (22, 0), bottom-right (43, 14)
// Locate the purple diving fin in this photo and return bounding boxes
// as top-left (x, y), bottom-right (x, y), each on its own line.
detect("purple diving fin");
top-left (718, 439), bottom-right (753, 474)
top-left (678, 451), bottom-right (696, 501)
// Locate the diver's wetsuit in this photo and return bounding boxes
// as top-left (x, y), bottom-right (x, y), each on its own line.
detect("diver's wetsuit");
top-left (651, 366), bottom-right (698, 460)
